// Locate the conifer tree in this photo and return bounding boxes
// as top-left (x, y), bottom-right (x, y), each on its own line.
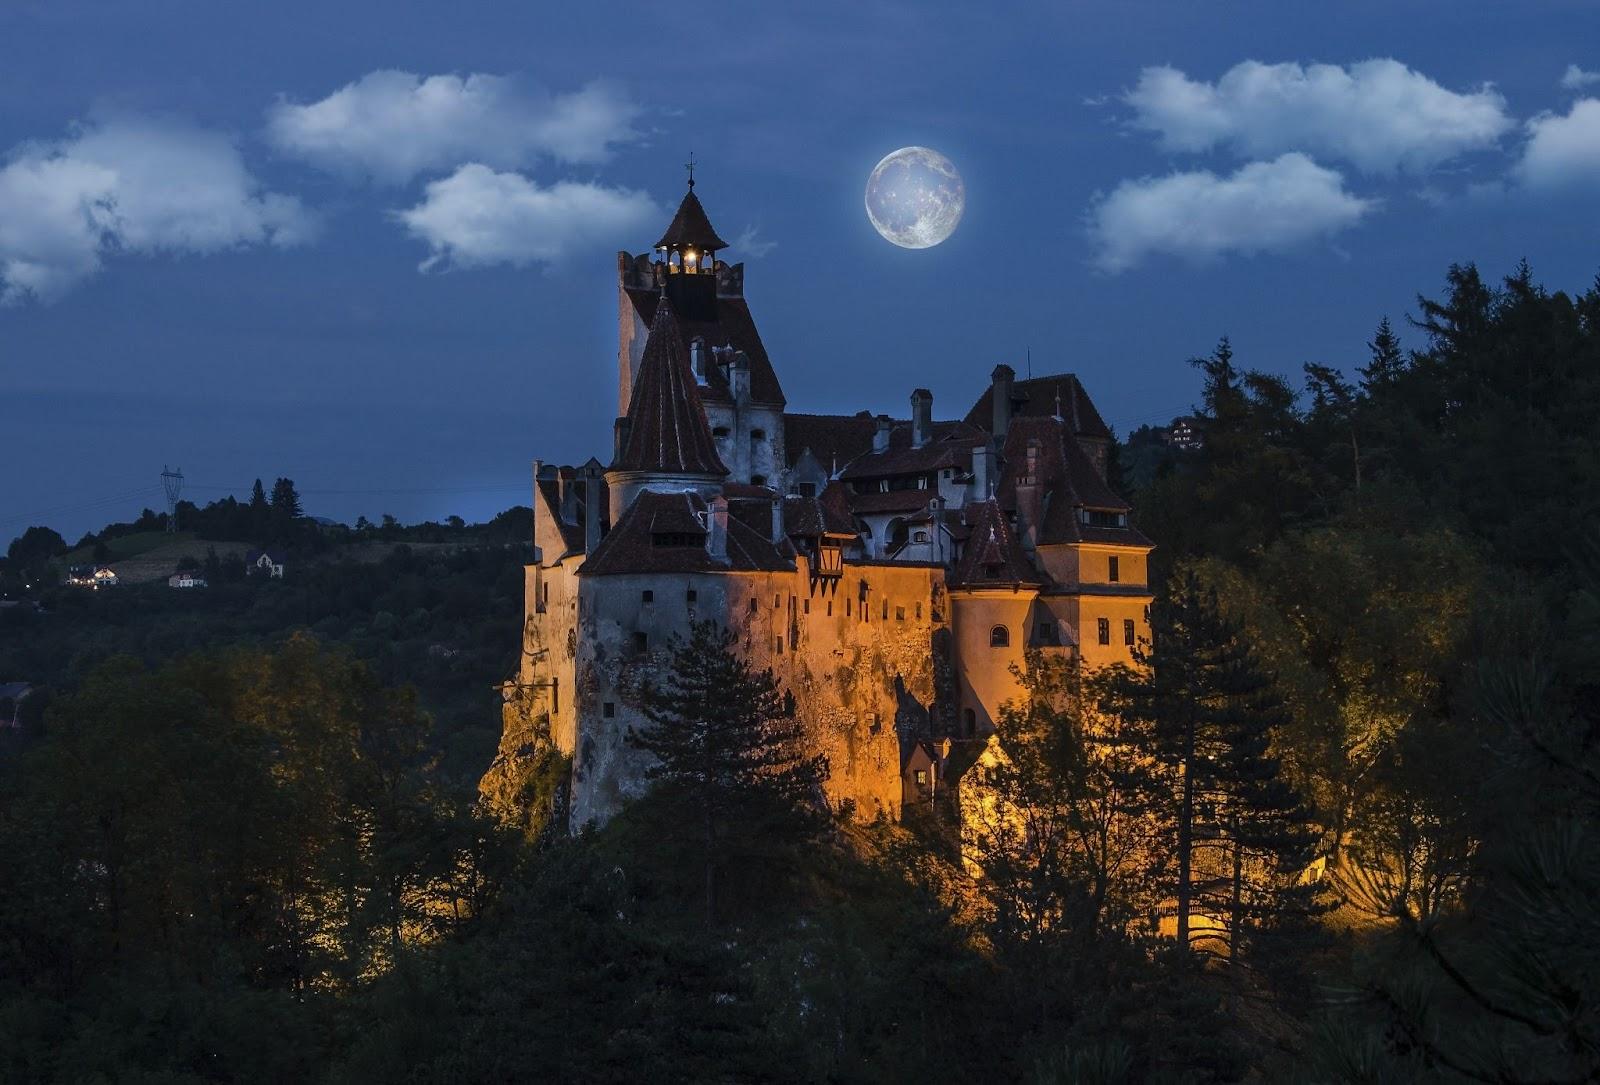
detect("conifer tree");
top-left (1359, 316), bottom-right (1405, 391)
top-left (1104, 573), bottom-right (1324, 968)
top-left (629, 621), bottom-right (827, 926)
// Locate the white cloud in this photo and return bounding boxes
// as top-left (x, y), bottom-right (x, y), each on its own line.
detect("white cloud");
top-left (1562, 65), bottom-right (1600, 90)
top-left (394, 164), bottom-right (658, 271)
top-left (1516, 98), bottom-right (1600, 189)
top-left (266, 71), bottom-right (642, 184)
top-left (1088, 153), bottom-right (1374, 273)
top-left (734, 224), bottom-right (777, 259)
top-left (0, 115), bottom-right (313, 304)
top-left (1125, 59), bottom-right (1512, 174)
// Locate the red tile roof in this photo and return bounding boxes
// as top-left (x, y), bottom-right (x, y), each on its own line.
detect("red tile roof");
top-left (581, 490), bottom-right (794, 576)
top-left (614, 295), bottom-right (729, 477)
top-left (783, 412), bottom-right (880, 472)
top-left (846, 488), bottom-right (942, 515)
top-left (654, 188), bottom-right (729, 251)
top-left (996, 415), bottom-right (1153, 548)
top-left (953, 499), bottom-right (1041, 588)
top-left (839, 420), bottom-right (988, 479)
top-left (964, 372), bottom-right (1112, 441)
top-left (626, 289), bottom-right (786, 407)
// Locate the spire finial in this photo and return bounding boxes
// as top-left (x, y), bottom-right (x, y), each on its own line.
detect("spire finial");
top-left (685, 151), bottom-right (696, 189)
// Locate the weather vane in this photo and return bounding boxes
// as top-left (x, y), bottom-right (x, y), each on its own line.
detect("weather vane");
top-left (685, 151), bottom-right (696, 189)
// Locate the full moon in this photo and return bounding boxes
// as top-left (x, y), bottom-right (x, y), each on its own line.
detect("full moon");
top-left (865, 146), bottom-right (964, 249)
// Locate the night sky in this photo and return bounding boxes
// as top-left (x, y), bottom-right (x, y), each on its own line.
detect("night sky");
top-left (4, 1), bottom-right (1598, 540)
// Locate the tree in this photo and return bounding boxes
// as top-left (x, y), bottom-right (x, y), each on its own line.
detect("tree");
top-left (1103, 573), bottom-right (1324, 970)
top-left (1359, 316), bottom-right (1405, 391)
top-left (6, 525), bottom-right (66, 568)
top-left (628, 621), bottom-right (826, 926)
top-left (269, 478), bottom-right (302, 519)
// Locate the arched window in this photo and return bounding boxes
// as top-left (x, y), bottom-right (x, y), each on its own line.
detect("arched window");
top-left (990, 625), bottom-right (1009, 648)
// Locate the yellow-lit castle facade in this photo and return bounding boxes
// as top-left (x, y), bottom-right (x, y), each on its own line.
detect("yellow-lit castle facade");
top-left (483, 182), bottom-right (1153, 827)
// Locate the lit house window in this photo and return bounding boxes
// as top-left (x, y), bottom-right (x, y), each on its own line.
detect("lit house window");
top-left (1097, 618), bottom-right (1110, 646)
top-left (990, 625), bottom-right (1009, 647)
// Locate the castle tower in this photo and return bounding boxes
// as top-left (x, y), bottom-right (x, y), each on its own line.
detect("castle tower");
top-left (606, 292), bottom-right (730, 522)
top-left (654, 179), bottom-right (728, 323)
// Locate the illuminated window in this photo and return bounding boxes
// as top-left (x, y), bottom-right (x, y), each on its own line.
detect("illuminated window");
top-left (990, 625), bottom-right (1009, 648)
top-left (1097, 618), bottom-right (1110, 646)
top-left (914, 769), bottom-right (928, 785)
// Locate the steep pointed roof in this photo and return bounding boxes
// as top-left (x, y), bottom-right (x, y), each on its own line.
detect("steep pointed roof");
top-left (954, 498), bottom-right (1041, 588)
top-left (655, 187), bottom-right (728, 251)
top-left (614, 294), bottom-right (729, 476)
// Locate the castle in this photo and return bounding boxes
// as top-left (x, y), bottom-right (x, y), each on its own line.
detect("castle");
top-left (483, 180), bottom-right (1153, 828)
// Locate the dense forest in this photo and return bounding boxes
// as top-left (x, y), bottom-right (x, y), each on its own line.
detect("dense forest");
top-left (2, 260), bottom-right (1598, 1082)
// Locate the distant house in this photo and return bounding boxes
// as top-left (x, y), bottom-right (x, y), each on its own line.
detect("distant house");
top-left (168, 571), bottom-right (208, 589)
top-left (246, 550), bottom-right (286, 578)
top-left (0, 682), bottom-right (32, 730)
top-left (66, 565), bottom-right (119, 589)
top-left (1163, 416), bottom-right (1204, 452)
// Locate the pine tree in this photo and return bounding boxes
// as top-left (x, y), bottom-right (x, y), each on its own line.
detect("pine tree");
top-left (1104, 573), bottom-right (1324, 969)
top-left (629, 621), bottom-right (826, 926)
top-left (1358, 316), bottom-right (1405, 391)
top-left (269, 478), bottom-right (302, 519)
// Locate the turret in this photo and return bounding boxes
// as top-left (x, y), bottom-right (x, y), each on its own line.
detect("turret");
top-left (653, 174), bottom-right (727, 322)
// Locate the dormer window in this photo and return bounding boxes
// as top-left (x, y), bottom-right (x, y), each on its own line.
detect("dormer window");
top-left (1080, 508), bottom-right (1128, 528)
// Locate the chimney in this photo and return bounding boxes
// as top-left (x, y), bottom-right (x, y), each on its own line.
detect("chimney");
top-left (873, 414), bottom-right (892, 453)
top-left (972, 441), bottom-right (994, 498)
top-left (707, 495), bottom-right (729, 559)
top-left (991, 364), bottom-right (1015, 440)
top-left (581, 464), bottom-right (602, 554)
top-left (911, 388), bottom-right (933, 448)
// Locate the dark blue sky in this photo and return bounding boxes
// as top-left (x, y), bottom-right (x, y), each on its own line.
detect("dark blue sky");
top-left (4, 1), bottom-right (1598, 540)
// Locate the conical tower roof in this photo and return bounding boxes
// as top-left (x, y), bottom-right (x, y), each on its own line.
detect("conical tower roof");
top-left (614, 294), bottom-right (729, 477)
top-left (654, 187), bottom-right (728, 251)
top-left (954, 498), bottom-right (1041, 587)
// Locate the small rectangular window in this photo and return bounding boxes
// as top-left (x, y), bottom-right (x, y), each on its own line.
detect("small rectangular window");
top-left (803, 598), bottom-right (810, 614)
top-left (686, 589), bottom-right (697, 603)
top-left (642, 589), bottom-right (654, 603)
top-left (775, 637), bottom-right (783, 654)
top-left (1124, 618), bottom-right (1136, 646)
top-left (846, 598), bottom-right (852, 617)
top-left (749, 597), bottom-right (758, 613)
top-left (1097, 617), bottom-right (1110, 646)
top-left (896, 606), bottom-right (905, 621)
top-left (914, 769), bottom-right (928, 785)
top-left (552, 677), bottom-right (559, 714)
top-left (774, 594), bottom-right (781, 608)
top-left (1108, 556), bottom-right (1120, 583)
top-left (882, 601), bottom-right (889, 620)
top-left (634, 631), bottom-right (648, 653)
top-left (602, 702), bottom-right (616, 718)
top-left (827, 600), bottom-right (833, 616)
top-left (915, 602), bottom-right (922, 619)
